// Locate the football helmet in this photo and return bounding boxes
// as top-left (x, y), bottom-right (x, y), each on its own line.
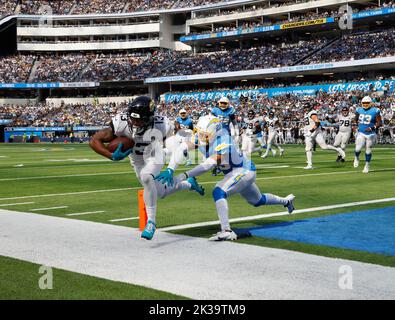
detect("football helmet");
top-left (127, 96), bottom-right (155, 134)
top-left (195, 115), bottom-right (222, 146)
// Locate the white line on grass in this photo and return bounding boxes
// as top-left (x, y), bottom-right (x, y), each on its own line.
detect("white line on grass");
top-left (0, 202), bottom-right (35, 207)
top-left (66, 211), bottom-right (106, 217)
top-left (31, 206), bottom-right (68, 211)
top-left (160, 197), bottom-right (395, 231)
top-left (109, 217), bottom-right (139, 222)
top-left (1, 167), bottom-right (395, 201)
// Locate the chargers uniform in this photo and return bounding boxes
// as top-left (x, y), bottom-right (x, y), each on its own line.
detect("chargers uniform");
top-left (354, 106), bottom-right (381, 171)
top-left (212, 106), bottom-right (237, 134)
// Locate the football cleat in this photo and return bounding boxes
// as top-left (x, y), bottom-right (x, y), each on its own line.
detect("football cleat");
top-left (279, 149), bottom-right (285, 157)
top-left (187, 177), bottom-right (205, 196)
top-left (353, 157), bottom-right (359, 168)
top-left (304, 165), bottom-right (313, 170)
top-left (141, 220), bottom-right (156, 240)
top-left (284, 194), bottom-right (295, 214)
top-left (261, 153), bottom-right (268, 159)
top-left (208, 230), bottom-right (238, 241)
top-left (338, 148), bottom-right (346, 160)
top-left (336, 155), bottom-right (342, 162)
top-left (272, 149), bottom-right (277, 157)
top-left (362, 163), bottom-right (370, 174)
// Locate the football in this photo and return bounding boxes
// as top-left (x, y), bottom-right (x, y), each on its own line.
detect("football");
top-left (107, 136), bottom-right (135, 153)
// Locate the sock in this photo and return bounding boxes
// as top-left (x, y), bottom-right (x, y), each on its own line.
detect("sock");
top-left (306, 151), bottom-right (313, 166)
top-left (355, 151), bottom-right (361, 159)
top-left (146, 206), bottom-right (156, 224)
top-left (365, 153), bottom-right (372, 162)
top-left (215, 199), bottom-right (230, 231)
top-left (263, 193), bottom-right (287, 206)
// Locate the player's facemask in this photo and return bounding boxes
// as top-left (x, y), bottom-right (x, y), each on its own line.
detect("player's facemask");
top-left (362, 102), bottom-right (372, 109)
top-left (180, 112), bottom-right (187, 119)
top-left (219, 102), bottom-right (229, 110)
top-left (197, 130), bottom-right (215, 146)
top-left (128, 115), bottom-right (150, 134)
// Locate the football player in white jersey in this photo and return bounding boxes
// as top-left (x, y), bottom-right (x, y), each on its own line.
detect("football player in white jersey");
top-left (328, 106), bottom-right (354, 162)
top-left (89, 96), bottom-right (204, 240)
top-left (241, 110), bottom-right (263, 156)
top-left (261, 111), bottom-right (284, 158)
top-left (303, 102), bottom-right (345, 170)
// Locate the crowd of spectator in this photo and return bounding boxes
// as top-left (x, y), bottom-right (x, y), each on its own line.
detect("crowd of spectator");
top-left (305, 29), bottom-right (395, 64)
top-left (1, 28), bottom-right (395, 83)
top-left (2, 91), bottom-right (393, 145)
top-left (1, 101), bottom-right (127, 126)
top-left (0, 54), bottom-right (35, 83)
top-left (0, 0), bottom-right (234, 16)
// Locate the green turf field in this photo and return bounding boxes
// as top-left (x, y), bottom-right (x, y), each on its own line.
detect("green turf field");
top-left (0, 142), bottom-right (395, 296)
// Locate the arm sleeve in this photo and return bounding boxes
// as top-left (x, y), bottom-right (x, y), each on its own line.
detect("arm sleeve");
top-left (185, 157), bottom-right (217, 178)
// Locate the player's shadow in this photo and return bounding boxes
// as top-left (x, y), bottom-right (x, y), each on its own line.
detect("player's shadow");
top-left (147, 232), bottom-right (199, 249)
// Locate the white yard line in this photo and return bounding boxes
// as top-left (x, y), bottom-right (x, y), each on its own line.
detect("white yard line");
top-left (0, 202), bottom-right (35, 207)
top-left (160, 197), bottom-right (395, 231)
top-left (31, 206), bottom-right (68, 211)
top-left (109, 217), bottom-right (139, 222)
top-left (1, 167), bottom-right (395, 201)
top-left (0, 210), bottom-right (394, 299)
top-left (66, 211), bottom-right (106, 217)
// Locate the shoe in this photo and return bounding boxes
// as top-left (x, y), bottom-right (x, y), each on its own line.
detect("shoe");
top-left (338, 149), bottom-right (346, 160)
top-left (353, 157), bottom-right (359, 168)
top-left (261, 153), bottom-right (268, 159)
top-left (336, 155), bottom-right (342, 162)
top-left (187, 177), bottom-right (205, 196)
top-left (304, 165), bottom-right (313, 170)
top-left (141, 220), bottom-right (156, 240)
top-left (284, 194), bottom-right (295, 214)
top-left (362, 163), bottom-right (370, 174)
top-left (208, 229), bottom-right (238, 241)
top-left (272, 149), bottom-right (277, 157)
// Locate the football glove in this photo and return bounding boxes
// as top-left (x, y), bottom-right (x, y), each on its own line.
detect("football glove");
top-left (111, 143), bottom-right (132, 161)
top-left (154, 168), bottom-right (174, 187)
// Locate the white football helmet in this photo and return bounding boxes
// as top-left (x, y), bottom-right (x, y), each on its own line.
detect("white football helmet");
top-left (218, 96), bottom-right (230, 110)
top-left (195, 115), bottom-right (222, 146)
top-left (361, 96), bottom-right (372, 109)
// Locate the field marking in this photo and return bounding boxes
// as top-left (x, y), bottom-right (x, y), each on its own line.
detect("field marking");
top-left (109, 217), bottom-right (139, 222)
top-left (31, 206), bottom-right (68, 211)
top-left (66, 211), bottom-right (105, 217)
top-left (0, 171), bottom-right (133, 182)
top-left (160, 197), bottom-right (395, 231)
top-left (0, 202), bottom-right (35, 207)
top-left (1, 167), bottom-right (395, 201)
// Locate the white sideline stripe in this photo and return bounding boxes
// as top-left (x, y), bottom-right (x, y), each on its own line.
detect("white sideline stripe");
top-left (66, 211), bottom-right (105, 217)
top-left (109, 217), bottom-right (139, 222)
top-left (160, 197), bottom-right (395, 231)
top-left (0, 171), bottom-right (133, 182)
top-left (1, 167), bottom-right (395, 201)
top-left (31, 206), bottom-right (68, 211)
top-left (0, 202), bottom-right (35, 207)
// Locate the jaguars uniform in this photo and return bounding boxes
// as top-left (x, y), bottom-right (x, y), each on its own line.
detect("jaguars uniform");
top-left (303, 108), bottom-right (344, 169)
top-left (261, 115), bottom-right (284, 158)
top-left (333, 113), bottom-right (354, 151)
top-left (241, 116), bottom-right (262, 154)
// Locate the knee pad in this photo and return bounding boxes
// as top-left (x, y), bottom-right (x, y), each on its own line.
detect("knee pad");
top-left (140, 173), bottom-right (154, 186)
top-left (212, 187), bottom-right (227, 202)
